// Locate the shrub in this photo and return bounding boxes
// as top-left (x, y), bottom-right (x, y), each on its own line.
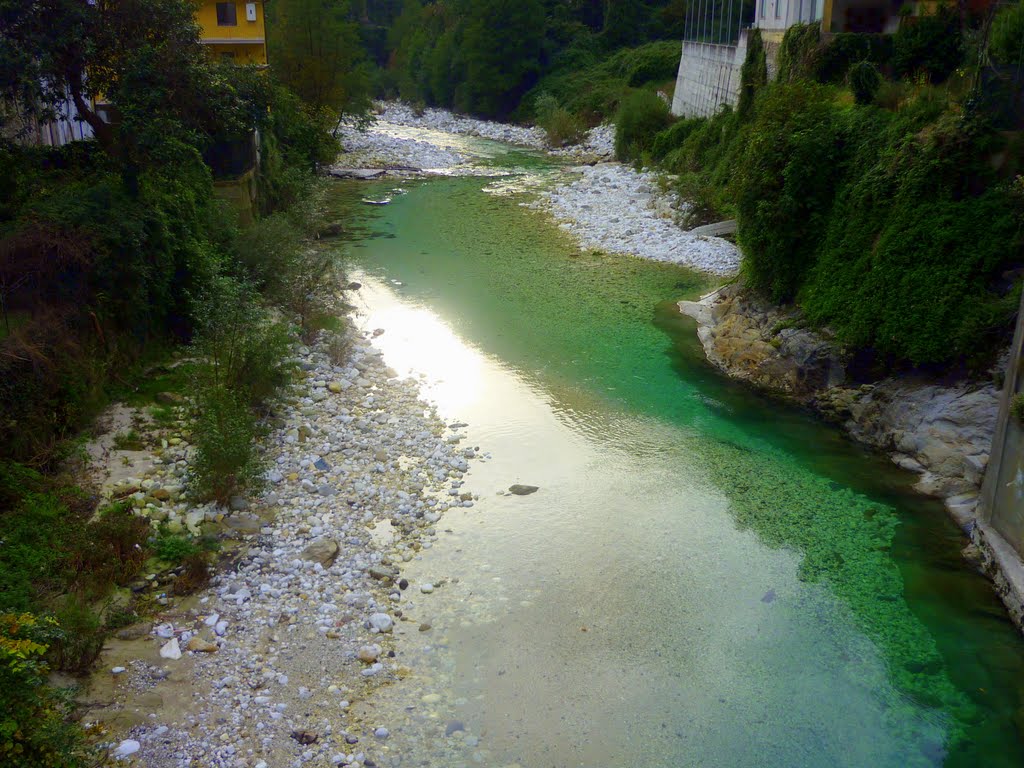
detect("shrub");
top-left (0, 613), bottom-right (89, 767)
top-left (735, 82), bottom-right (844, 301)
top-left (650, 118), bottom-right (703, 160)
top-left (815, 33), bottom-right (894, 83)
top-left (738, 29), bottom-right (768, 118)
top-left (47, 599), bottom-right (105, 674)
top-left (614, 89), bottom-right (673, 161)
top-left (776, 23), bottom-right (822, 83)
top-left (533, 92), bottom-right (585, 147)
top-left (70, 503), bottom-right (151, 591)
top-left (892, 8), bottom-right (963, 83)
top-left (153, 529), bottom-right (202, 562)
top-left (190, 276), bottom-right (295, 408)
top-left (189, 386), bottom-right (265, 504)
top-left (849, 61), bottom-right (882, 105)
top-left (1011, 393), bottom-right (1024, 423)
top-left (521, 40), bottom-right (681, 124)
top-left (800, 108), bottom-right (1023, 365)
top-left (990, 2), bottom-right (1024, 65)
top-left (172, 553), bottom-right (212, 595)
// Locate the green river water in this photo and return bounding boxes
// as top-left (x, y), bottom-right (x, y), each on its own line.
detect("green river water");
top-left (326, 135), bottom-right (1024, 768)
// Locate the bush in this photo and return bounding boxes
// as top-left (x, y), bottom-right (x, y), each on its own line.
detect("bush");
top-left (521, 40), bottom-right (681, 124)
top-left (990, 2), bottom-right (1024, 65)
top-left (776, 22), bottom-right (822, 83)
top-left (650, 118), bottom-right (704, 160)
top-left (737, 29), bottom-right (768, 118)
top-left (1011, 393), bottom-right (1024, 423)
top-left (849, 61), bottom-right (882, 105)
top-left (47, 599), bottom-right (105, 674)
top-left (735, 82), bottom-right (844, 301)
top-left (153, 529), bottom-right (202, 562)
top-left (533, 92), bottom-right (585, 147)
top-left (815, 33), bottom-right (894, 83)
top-left (0, 613), bottom-right (89, 767)
top-left (70, 503), bottom-right (150, 591)
top-left (189, 386), bottom-right (266, 504)
top-left (614, 89), bottom-right (673, 161)
top-left (801, 106), bottom-right (1022, 364)
top-left (190, 276), bottom-right (295, 408)
top-left (892, 8), bottom-right (963, 83)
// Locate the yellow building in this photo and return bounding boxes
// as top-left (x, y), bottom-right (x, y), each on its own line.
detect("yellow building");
top-left (196, 0), bottom-right (268, 66)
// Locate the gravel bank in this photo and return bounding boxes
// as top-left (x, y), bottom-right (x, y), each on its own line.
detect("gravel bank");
top-left (371, 101), bottom-right (546, 148)
top-left (92, 328), bottom-right (483, 767)
top-left (336, 120), bottom-right (470, 171)
top-left (528, 164), bottom-right (742, 276)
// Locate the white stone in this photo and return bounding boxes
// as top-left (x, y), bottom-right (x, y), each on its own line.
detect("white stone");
top-left (113, 739), bottom-right (141, 758)
top-left (159, 638), bottom-right (182, 660)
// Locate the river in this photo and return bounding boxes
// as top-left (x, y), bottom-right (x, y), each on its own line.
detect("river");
top-left (324, 134), bottom-right (1024, 768)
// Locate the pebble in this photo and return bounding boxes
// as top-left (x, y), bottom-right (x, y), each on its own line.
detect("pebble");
top-left (374, 727), bottom-right (390, 739)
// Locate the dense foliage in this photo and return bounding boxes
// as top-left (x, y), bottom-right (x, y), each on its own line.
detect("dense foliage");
top-left (614, 89), bottom-right (672, 160)
top-left (0, 1), bottom-right (348, 763)
top-left (641, 21), bottom-right (1021, 368)
top-left (386, 0), bottom-right (691, 119)
top-left (990, 2), bottom-right (1024, 66)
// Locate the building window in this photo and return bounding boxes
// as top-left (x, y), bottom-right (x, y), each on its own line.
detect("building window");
top-left (216, 2), bottom-right (237, 26)
top-left (775, 0), bottom-right (784, 18)
top-left (759, 0), bottom-right (766, 18)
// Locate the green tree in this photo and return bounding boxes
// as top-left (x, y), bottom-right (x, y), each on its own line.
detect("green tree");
top-left (267, 0), bottom-right (372, 120)
top-left (0, 0), bottom-right (245, 166)
top-left (456, 0), bottom-right (546, 117)
top-left (602, 0), bottom-right (647, 48)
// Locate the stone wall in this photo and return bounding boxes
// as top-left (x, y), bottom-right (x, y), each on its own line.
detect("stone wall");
top-left (671, 32), bottom-right (749, 118)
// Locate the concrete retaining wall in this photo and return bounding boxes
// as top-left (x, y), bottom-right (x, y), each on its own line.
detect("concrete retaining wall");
top-left (671, 32), bottom-right (749, 118)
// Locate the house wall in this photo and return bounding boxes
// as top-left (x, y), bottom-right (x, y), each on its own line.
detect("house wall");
top-left (3, 91), bottom-right (95, 148)
top-left (196, 0), bottom-right (267, 64)
top-left (671, 32), bottom-right (749, 118)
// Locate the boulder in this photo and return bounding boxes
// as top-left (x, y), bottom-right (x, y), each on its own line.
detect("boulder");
top-left (508, 484), bottom-right (539, 496)
top-left (301, 538), bottom-right (340, 568)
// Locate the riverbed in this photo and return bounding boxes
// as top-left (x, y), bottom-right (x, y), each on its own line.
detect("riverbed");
top-left (323, 129), bottom-right (1024, 767)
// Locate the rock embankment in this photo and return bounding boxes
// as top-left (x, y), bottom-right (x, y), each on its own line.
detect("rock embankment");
top-left (529, 164), bottom-right (742, 276)
top-left (679, 284), bottom-right (999, 525)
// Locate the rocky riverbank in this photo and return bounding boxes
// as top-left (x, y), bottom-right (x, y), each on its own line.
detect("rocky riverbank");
top-left (678, 284), bottom-right (999, 528)
top-left (527, 163), bottom-right (741, 275)
top-left (86, 323), bottom-right (484, 767)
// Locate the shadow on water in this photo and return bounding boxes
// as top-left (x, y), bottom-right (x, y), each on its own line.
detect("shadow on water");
top-left (324, 168), bottom-right (1024, 767)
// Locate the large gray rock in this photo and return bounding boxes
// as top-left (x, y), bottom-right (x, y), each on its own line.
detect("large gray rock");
top-left (301, 538), bottom-right (340, 568)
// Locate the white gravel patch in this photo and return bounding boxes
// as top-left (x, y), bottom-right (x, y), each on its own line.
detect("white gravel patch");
top-left (550, 124), bottom-right (616, 160)
top-left (336, 121), bottom-right (470, 171)
top-left (528, 163), bottom-right (741, 276)
top-left (374, 101), bottom-right (546, 148)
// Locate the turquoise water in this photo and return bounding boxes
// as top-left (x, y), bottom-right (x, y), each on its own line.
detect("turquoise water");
top-left (328, 157), bottom-right (1024, 767)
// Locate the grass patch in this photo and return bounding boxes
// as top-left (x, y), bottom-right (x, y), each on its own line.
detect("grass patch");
top-left (112, 429), bottom-right (144, 451)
